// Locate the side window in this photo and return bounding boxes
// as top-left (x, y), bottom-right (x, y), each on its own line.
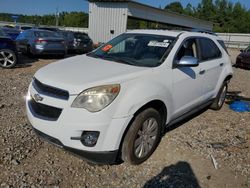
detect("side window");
top-left (176, 38), bottom-right (198, 61)
top-left (217, 40), bottom-right (228, 54)
top-left (199, 38), bottom-right (222, 61)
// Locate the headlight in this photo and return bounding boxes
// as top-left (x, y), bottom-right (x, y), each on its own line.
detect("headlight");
top-left (71, 85), bottom-right (120, 112)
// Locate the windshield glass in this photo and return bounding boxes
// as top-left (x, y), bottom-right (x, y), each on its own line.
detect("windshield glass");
top-left (88, 33), bottom-right (175, 67)
top-left (34, 31), bottom-right (60, 38)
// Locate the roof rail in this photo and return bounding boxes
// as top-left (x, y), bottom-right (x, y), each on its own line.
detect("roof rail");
top-left (190, 29), bottom-right (217, 36)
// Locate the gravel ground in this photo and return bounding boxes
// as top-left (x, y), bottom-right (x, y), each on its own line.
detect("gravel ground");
top-left (0, 50), bottom-right (249, 188)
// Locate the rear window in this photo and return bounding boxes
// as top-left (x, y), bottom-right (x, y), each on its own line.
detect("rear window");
top-left (35, 31), bottom-right (60, 38)
top-left (63, 32), bottom-right (74, 39)
top-left (199, 38), bottom-right (222, 61)
top-left (217, 40), bottom-right (228, 53)
top-left (74, 33), bottom-right (89, 40)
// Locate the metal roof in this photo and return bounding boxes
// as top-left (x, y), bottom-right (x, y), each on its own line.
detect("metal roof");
top-left (126, 29), bottom-right (183, 37)
top-left (89, 0), bottom-right (213, 30)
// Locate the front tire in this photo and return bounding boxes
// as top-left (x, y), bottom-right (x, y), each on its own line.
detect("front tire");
top-left (121, 108), bottom-right (162, 165)
top-left (210, 82), bottom-right (228, 110)
top-left (0, 49), bottom-right (17, 68)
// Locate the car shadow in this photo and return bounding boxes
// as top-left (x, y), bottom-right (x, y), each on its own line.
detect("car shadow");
top-left (15, 53), bottom-right (78, 68)
top-left (178, 67), bottom-right (196, 79)
top-left (163, 90), bottom-right (250, 135)
top-left (163, 107), bottom-right (208, 135)
top-left (15, 54), bottom-right (39, 68)
top-left (233, 64), bottom-right (250, 70)
top-left (143, 161), bottom-right (201, 188)
top-left (226, 91), bottom-right (250, 104)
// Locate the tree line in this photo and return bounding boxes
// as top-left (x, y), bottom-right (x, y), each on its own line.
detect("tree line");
top-left (0, 12), bottom-right (88, 27)
top-left (164, 0), bottom-right (250, 33)
top-left (0, 0), bottom-right (249, 33)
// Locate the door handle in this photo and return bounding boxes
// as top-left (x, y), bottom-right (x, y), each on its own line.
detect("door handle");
top-left (199, 70), bottom-right (206, 75)
top-left (220, 63), bottom-right (224, 67)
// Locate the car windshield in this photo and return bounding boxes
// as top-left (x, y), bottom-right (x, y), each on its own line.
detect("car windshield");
top-left (21, 26), bottom-right (32, 30)
top-left (88, 33), bottom-right (175, 67)
top-left (34, 31), bottom-right (60, 38)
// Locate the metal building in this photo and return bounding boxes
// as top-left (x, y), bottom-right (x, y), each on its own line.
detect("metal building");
top-left (88, 0), bottom-right (213, 43)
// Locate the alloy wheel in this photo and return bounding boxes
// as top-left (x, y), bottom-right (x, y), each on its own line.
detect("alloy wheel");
top-left (218, 85), bottom-right (227, 107)
top-left (0, 50), bottom-right (16, 68)
top-left (134, 117), bottom-right (158, 158)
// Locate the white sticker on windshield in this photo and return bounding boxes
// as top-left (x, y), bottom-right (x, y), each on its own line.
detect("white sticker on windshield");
top-left (148, 41), bottom-right (170, 48)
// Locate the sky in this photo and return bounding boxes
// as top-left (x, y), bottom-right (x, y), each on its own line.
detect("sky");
top-left (0, 0), bottom-right (249, 16)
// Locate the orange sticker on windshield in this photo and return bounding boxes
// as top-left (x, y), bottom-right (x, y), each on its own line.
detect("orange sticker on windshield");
top-left (102, 44), bottom-right (113, 52)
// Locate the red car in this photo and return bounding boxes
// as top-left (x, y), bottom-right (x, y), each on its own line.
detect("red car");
top-left (236, 46), bottom-right (250, 69)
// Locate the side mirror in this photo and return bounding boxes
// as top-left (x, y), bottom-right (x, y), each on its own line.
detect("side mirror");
top-left (177, 56), bottom-right (199, 67)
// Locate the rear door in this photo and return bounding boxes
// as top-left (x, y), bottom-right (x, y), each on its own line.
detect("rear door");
top-left (197, 37), bottom-right (224, 101)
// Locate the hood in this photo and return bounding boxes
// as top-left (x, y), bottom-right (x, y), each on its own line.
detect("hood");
top-left (34, 55), bottom-right (151, 94)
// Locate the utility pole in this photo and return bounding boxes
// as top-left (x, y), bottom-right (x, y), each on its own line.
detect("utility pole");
top-left (55, 7), bottom-right (59, 27)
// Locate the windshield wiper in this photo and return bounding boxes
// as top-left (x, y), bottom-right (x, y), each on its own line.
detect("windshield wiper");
top-left (101, 56), bottom-right (137, 66)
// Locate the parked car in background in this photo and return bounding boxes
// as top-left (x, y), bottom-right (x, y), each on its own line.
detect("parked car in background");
top-left (60, 30), bottom-right (75, 52)
top-left (16, 29), bottom-right (66, 57)
top-left (1, 27), bottom-right (20, 40)
top-left (38, 27), bottom-right (60, 33)
top-left (0, 28), bottom-right (18, 68)
top-left (236, 46), bottom-right (250, 69)
top-left (72, 32), bottom-right (93, 53)
top-left (20, 26), bottom-right (33, 32)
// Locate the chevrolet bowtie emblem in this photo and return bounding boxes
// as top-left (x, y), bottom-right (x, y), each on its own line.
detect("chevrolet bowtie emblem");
top-left (33, 94), bottom-right (43, 102)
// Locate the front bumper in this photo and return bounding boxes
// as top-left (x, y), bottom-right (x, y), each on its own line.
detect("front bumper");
top-left (34, 128), bottom-right (119, 164)
top-left (26, 82), bottom-right (132, 162)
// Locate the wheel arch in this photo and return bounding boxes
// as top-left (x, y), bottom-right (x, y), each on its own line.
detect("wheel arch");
top-left (116, 99), bottom-right (167, 163)
top-left (224, 74), bottom-right (233, 84)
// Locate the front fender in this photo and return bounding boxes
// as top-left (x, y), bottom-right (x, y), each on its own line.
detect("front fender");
top-left (112, 76), bottom-right (173, 123)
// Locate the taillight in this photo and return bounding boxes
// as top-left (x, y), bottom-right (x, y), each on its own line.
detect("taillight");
top-left (35, 39), bottom-right (47, 44)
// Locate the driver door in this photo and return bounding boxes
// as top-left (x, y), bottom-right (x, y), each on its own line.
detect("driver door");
top-left (171, 38), bottom-right (203, 118)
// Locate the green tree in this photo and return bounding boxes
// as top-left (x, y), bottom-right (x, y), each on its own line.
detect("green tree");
top-left (164, 2), bottom-right (184, 14)
top-left (184, 3), bottom-right (194, 16)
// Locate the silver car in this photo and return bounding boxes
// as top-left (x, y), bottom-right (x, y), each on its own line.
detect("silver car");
top-left (16, 29), bottom-right (66, 57)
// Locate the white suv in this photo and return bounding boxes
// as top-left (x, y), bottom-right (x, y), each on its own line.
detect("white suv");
top-left (26, 30), bottom-right (233, 165)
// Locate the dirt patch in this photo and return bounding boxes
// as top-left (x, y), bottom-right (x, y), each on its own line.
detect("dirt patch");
top-left (0, 52), bottom-right (249, 187)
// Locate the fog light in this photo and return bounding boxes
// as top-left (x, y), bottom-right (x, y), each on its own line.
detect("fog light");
top-left (80, 131), bottom-right (100, 147)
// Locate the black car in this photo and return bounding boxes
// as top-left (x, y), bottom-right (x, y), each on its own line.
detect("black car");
top-left (1, 27), bottom-right (20, 40)
top-left (236, 46), bottom-right (250, 69)
top-left (72, 32), bottom-right (93, 53)
top-left (59, 30), bottom-right (75, 52)
top-left (0, 28), bottom-right (18, 68)
top-left (38, 27), bottom-right (60, 33)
